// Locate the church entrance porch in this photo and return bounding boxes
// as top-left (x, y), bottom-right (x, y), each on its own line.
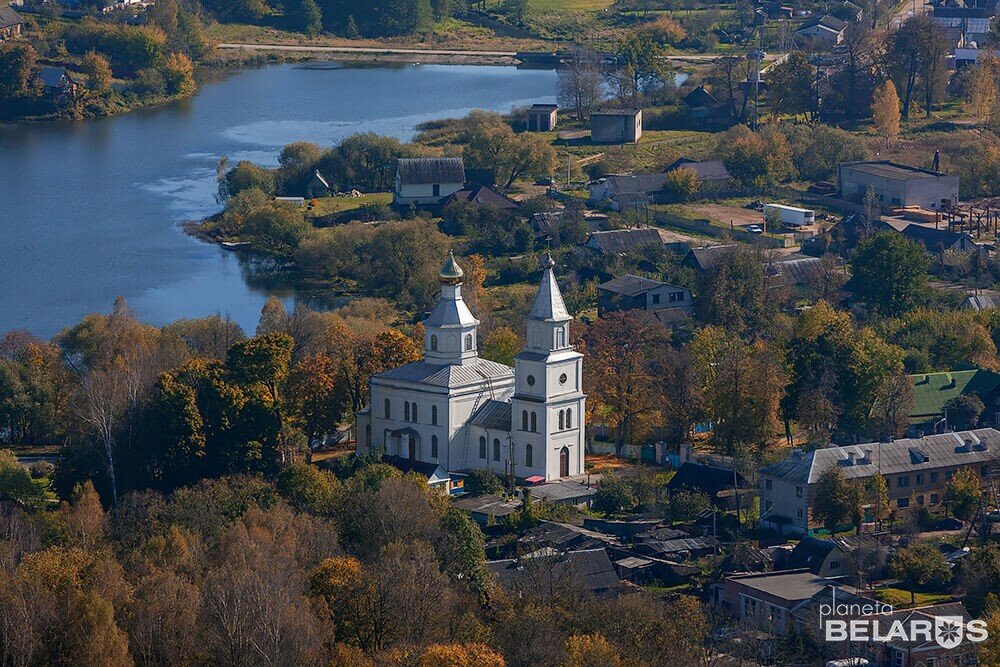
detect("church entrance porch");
top-left (389, 427), bottom-right (421, 461)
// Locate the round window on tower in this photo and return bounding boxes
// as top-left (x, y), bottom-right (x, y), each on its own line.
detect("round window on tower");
top-left (527, 375), bottom-right (535, 386)
top-left (559, 373), bottom-right (568, 385)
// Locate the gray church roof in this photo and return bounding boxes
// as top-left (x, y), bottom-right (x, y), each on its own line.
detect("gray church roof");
top-left (469, 398), bottom-right (513, 430)
top-left (375, 358), bottom-right (513, 389)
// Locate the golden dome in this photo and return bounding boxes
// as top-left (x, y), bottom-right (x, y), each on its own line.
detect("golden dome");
top-left (439, 251), bottom-right (464, 284)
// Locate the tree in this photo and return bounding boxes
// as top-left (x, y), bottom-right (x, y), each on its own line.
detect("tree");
top-left (943, 393), bottom-right (985, 431)
top-left (767, 51), bottom-right (814, 120)
top-left (872, 80), bottom-right (901, 147)
top-left (481, 326), bottom-right (519, 366)
top-left (292, 0), bottom-right (323, 36)
top-left (558, 43), bottom-right (603, 121)
top-left (420, 644), bottom-right (505, 667)
top-left (944, 467), bottom-right (981, 522)
top-left (592, 474), bottom-right (637, 514)
top-left (960, 543), bottom-right (1000, 613)
top-left (812, 468), bottom-right (861, 531)
top-left (868, 370), bottom-right (914, 440)
top-left (716, 125), bottom-right (794, 190)
top-left (0, 449), bottom-right (43, 508)
top-left (82, 50), bottom-right (112, 94)
top-left (564, 634), bottom-right (625, 667)
top-left (162, 52), bottom-right (196, 96)
top-left (582, 311), bottom-right (667, 457)
top-left (887, 16), bottom-right (948, 118)
top-left (276, 462), bottom-right (338, 514)
top-left (890, 541), bottom-right (951, 604)
top-left (0, 42), bottom-right (38, 98)
top-left (849, 231), bottom-right (929, 317)
top-left (463, 123), bottom-right (556, 190)
top-left (663, 167), bottom-right (699, 202)
top-left (609, 32), bottom-right (672, 104)
top-left (696, 247), bottom-right (776, 334)
top-left (286, 352), bottom-right (345, 445)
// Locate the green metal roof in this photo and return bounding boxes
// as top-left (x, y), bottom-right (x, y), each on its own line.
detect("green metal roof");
top-left (909, 369), bottom-right (1000, 422)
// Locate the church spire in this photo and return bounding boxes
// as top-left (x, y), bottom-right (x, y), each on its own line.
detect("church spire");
top-left (527, 252), bottom-right (571, 323)
top-left (423, 251), bottom-right (480, 366)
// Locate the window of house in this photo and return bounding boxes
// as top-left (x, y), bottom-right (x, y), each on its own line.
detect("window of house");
top-left (743, 597), bottom-right (757, 619)
top-left (669, 291), bottom-right (683, 303)
top-left (930, 471), bottom-right (939, 483)
top-left (897, 497), bottom-right (909, 509)
top-left (464, 334), bottom-right (473, 351)
top-left (796, 486), bottom-right (803, 498)
top-left (898, 476), bottom-right (909, 488)
top-left (931, 493), bottom-right (939, 504)
top-left (829, 560), bottom-right (840, 570)
top-left (430, 335), bottom-right (438, 351)
top-left (493, 438), bottom-right (501, 462)
top-left (522, 410), bottom-right (528, 431)
top-left (917, 495), bottom-right (924, 505)
top-left (797, 508), bottom-right (804, 518)
top-left (946, 470), bottom-right (954, 480)
top-left (893, 649), bottom-right (904, 667)
top-left (652, 294), bottom-right (661, 305)
top-left (558, 410), bottom-right (564, 430)
top-left (384, 399), bottom-right (391, 419)
top-left (566, 408), bottom-right (572, 429)
top-left (916, 473), bottom-right (923, 485)
top-left (479, 436), bottom-right (487, 459)
top-left (531, 412), bottom-right (537, 433)
top-left (765, 479), bottom-right (773, 491)
top-left (432, 184), bottom-right (440, 197)
top-left (432, 405), bottom-right (438, 426)
top-left (431, 435), bottom-right (438, 458)
top-left (525, 444), bottom-right (533, 467)
top-left (404, 402), bottom-right (410, 422)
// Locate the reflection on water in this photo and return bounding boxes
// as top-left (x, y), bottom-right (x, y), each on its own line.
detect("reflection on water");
top-left (0, 62), bottom-right (557, 337)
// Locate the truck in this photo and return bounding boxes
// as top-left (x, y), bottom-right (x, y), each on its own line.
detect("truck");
top-left (764, 203), bottom-right (815, 229)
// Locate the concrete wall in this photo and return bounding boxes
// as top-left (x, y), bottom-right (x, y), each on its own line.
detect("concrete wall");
top-left (591, 112), bottom-right (642, 143)
top-left (839, 166), bottom-right (959, 210)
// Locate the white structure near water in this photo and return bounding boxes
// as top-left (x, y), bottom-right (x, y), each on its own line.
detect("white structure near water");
top-left (356, 252), bottom-right (587, 481)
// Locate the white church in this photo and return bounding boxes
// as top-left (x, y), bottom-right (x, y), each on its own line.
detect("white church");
top-left (355, 252), bottom-right (586, 483)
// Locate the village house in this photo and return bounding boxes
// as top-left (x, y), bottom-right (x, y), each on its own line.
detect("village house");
top-left (838, 161), bottom-right (960, 211)
top-left (393, 157), bottom-right (466, 207)
top-left (962, 291), bottom-right (1000, 311)
top-left (305, 169), bottom-right (331, 198)
top-left (663, 157), bottom-right (732, 194)
top-left (759, 429), bottom-right (1000, 536)
top-left (596, 274), bottom-right (693, 318)
top-left (38, 67), bottom-right (81, 100)
top-left (525, 103), bottom-right (558, 132)
top-left (583, 228), bottom-right (669, 255)
top-left (796, 15), bottom-right (849, 46)
top-left (780, 534), bottom-right (889, 584)
top-left (682, 86), bottom-right (727, 122)
top-left (442, 183), bottom-right (518, 210)
top-left (588, 173), bottom-right (669, 211)
top-left (0, 4), bottom-right (24, 41)
top-left (590, 108), bottom-right (642, 143)
top-left (487, 548), bottom-right (621, 598)
top-left (909, 369), bottom-right (1000, 433)
top-left (933, 5), bottom-right (994, 45)
top-left (899, 223), bottom-right (980, 254)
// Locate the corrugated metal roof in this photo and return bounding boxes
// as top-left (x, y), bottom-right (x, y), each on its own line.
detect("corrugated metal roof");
top-left (469, 398), bottom-right (513, 430)
top-left (586, 229), bottom-right (665, 254)
top-left (761, 428), bottom-right (1000, 484)
top-left (397, 157), bottom-right (465, 185)
top-left (375, 358), bottom-right (513, 389)
top-left (598, 274), bottom-right (667, 296)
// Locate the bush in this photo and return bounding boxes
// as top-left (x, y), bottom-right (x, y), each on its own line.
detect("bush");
top-left (28, 460), bottom-right (54, 479)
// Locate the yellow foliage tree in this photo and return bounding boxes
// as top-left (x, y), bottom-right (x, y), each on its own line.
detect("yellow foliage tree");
top-left (563, 634), bottom-right (625, 667)
top-left (419, 643), bottom-right (506, 667)
top-left (163, 52), bottom-right (196, 96)
top-left (872, 80), bottom-right (901, 148)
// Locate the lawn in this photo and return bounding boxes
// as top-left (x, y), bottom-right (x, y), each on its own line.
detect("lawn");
top-left (309, 193), bottom-right (392, 217)
top-left (875, 588), bottom-right (954, 608)
top-left (530, 0), bottom-right (616, 12)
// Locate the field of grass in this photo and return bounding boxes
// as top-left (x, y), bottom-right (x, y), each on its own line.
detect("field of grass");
top-left (530, 0), bottom-right (615, 13)
top-left (309, 193), bottom-right (392, 217)
top-left (875, 588), bottom-right (954, 608)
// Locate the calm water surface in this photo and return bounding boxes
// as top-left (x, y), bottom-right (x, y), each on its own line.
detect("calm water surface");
top-left (0, 62), bottom-right (557, 337)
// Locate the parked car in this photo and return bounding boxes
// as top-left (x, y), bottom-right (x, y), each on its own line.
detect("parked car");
top-left (746, 224), bottom-right (763, 234)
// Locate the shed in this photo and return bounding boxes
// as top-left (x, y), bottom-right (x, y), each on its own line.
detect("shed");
top-left (591, 109), bottom-right (643, 143)
top-left (526, 103), bottom-right (558, 132)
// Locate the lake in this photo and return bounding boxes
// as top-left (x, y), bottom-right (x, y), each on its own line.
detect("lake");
top-left (0, 62), bottom-right (558, 338)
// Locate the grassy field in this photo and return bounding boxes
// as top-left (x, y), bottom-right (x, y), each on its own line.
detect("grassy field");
top-left (875, 588), bottom-right (954, 608)
top-left (309, 193), bottom-right (392, 217)
top-left (530, 0), bottom-right (616, 13)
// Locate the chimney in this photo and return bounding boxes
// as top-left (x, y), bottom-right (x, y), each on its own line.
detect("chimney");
top-left (846, 451), bottom-right (855, 466)
top-left (863, 448), bottom-right (873, 465)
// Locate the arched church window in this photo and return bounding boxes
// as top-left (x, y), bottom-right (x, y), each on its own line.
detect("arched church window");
top-left (479, 436), bottom-right (487, 459)
top-left (493, 438), bottom-right (501, 461)
top-left (558, 410), bottom-right (564, 430)
top-left (431, 435), bottom-right (439, 458)
top-left (556, 327), bottom-right (565, 348)
top-left (530, 412), bottom-right (537, 433)
top-left (525, 444), bottom-right (533, 467)
top-left (412, 403), bottom-right (418, 422)
top-left (521, 410), bottom-right (528, 431)
top-left (464, 333), bottom-right (473, 351)
top-left (431, 405), bottom-right (438, 425)
top-left (384, 399), bottom-right (391, 419)
top-left (404, 402), bottom-right (410, 422)
top-left (567, 408), bottom-right (573, 429)
top-left (430, 335), bottom-right (438, 351)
